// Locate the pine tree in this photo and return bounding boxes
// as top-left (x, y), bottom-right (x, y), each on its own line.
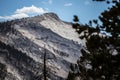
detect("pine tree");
top-left (67, 0), bottom-right (120, 80)
top-left (67, 64), bottom-right (77, 80)
top-left (43, 45), bottom-right (47, 80)
top-left (0, 63), bottom-right (7, 80)
top-left (73, 15), bottom-right (79, 22)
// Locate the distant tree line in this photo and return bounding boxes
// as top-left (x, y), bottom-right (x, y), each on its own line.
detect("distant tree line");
top-left (0, 40), bottom-right (44, 80)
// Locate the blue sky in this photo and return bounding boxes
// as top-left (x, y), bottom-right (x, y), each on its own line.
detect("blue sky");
top-left (0, 0), bottom-right (110, 24)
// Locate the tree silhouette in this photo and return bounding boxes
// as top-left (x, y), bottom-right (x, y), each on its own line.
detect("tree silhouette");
top-left (73, 15), bottom-right (79, 22)
top-left (0, 63), bottom-right (7, 80)
top-left (43, 45), bottom-right (47, 80)
top-left (67, 0), bottom-right (120, 80)
top-left (43, 37), bottom-right (48, 80)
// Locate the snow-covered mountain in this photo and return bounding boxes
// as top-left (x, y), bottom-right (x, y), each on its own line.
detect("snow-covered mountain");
top-left (0, 13), bottom-right (84, 80)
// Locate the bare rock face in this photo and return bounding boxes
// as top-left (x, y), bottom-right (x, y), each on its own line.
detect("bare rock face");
top-left (0, 13), bottom-right (83, 80)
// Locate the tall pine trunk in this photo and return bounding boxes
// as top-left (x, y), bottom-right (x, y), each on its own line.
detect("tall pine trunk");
top-left (44, 45), bottom-right (47, 80)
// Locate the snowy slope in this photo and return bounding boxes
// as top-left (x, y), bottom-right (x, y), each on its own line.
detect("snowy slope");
top-left (0, 13), bottom-right (84, 80)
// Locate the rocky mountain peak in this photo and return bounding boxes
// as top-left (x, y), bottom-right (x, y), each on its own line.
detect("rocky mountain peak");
top-left (0, 13), bottom-right (83, 80)
top-left (42, 12), bottom-right (60, 20)
top-left (26, 12), bottom-right (60, 23)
